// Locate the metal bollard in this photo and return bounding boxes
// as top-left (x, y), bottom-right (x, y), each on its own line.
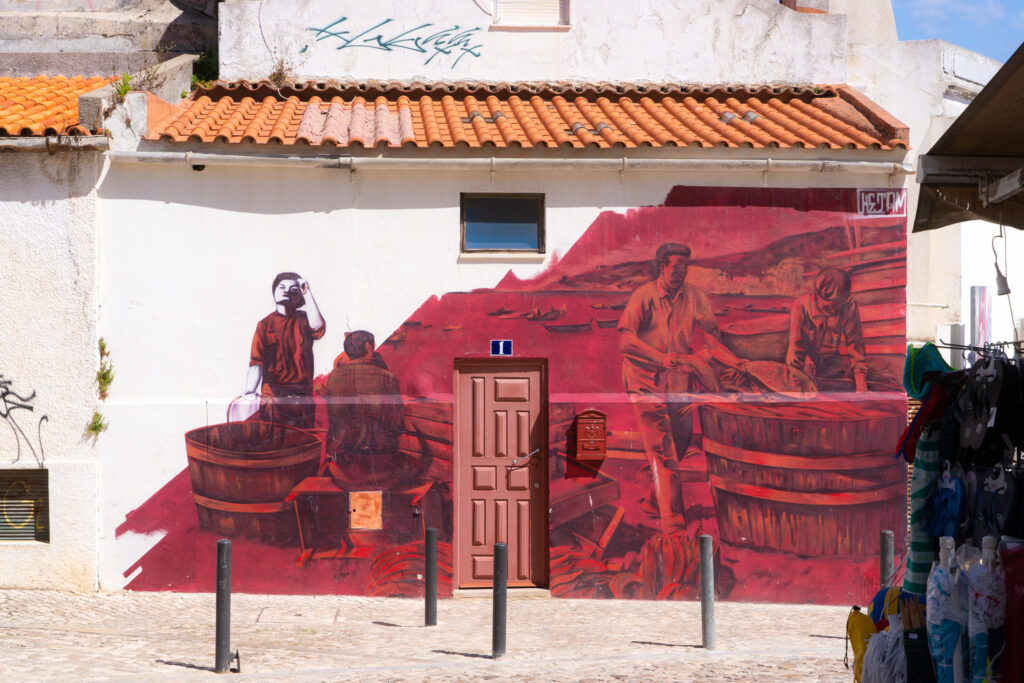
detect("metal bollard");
top-left (425, 527), bottom-right (438, 627)
top-left (492, 542), bottom-right (507, 659)
top-left (699, 534), bottom-right (716, 650)
top-left (880, 530), bottom-right (894, 589)
top-left (215, 539), bottom-right (233, 673)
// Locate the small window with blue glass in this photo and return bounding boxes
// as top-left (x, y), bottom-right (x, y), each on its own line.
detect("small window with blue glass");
top-left (461, 194), bottom-right (544, 253)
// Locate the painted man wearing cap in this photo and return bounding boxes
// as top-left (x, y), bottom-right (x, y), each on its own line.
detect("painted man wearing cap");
top-left (787, 267), bottom-right (868, 392)
top-left (619, 243), bottom-right (749, 535)
top-left (243, 272), bottom-right (326, 429)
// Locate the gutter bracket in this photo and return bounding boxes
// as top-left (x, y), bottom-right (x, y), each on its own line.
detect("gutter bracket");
top-left (981, 167), bottom-right (1024, 207)
top-left (490, 156), bottom-right (495, 184)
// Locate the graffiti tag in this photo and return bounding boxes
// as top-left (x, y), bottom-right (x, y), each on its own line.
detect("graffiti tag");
top-left (857, 189), bottom-right (907, 217)
top-left (0, 376), bottom-right (47, 467)
top-left (303, 17), bottom-right (484, 69)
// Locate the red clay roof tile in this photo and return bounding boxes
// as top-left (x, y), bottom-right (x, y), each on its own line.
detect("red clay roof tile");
top-left (147, 81), bottom-right (910, 151)
top-left (0, 75), bottom-right (115, 136)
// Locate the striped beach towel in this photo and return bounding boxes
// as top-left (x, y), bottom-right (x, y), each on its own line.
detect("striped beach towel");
top-left (903, 426), bottom-right (942, 595)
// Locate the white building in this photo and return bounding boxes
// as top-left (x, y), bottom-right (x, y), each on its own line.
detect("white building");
top-left (0, 0), bottom-right (1007, 599)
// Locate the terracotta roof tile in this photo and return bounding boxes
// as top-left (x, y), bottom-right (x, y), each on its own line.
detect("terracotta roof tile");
top-left (0, 75), bottom-right (115, 136)
top-left (147, 81), bottom-right (909, 151)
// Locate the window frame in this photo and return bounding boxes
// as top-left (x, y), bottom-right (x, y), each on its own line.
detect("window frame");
top-left (460, 193), bottom-right (546, 255)
top-left (489, 0), bottom-right (570, 29)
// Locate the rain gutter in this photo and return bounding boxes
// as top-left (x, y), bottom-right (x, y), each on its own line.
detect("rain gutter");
top-left (108, 151), bottom-right (914, 175)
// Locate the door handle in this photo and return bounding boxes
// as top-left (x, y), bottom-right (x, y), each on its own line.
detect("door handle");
top-left (511, 448), bottom-right (540, 466)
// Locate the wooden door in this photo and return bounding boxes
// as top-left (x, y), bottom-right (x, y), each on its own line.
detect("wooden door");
top-left (455, 361), bottom-right (547, 588)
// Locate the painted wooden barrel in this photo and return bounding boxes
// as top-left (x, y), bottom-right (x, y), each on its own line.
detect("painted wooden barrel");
top-left (699, 401), bottom-right (905, 556)
top-left (184, 421), bottom-right (321, 541)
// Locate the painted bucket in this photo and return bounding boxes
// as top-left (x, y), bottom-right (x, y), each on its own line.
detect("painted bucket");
top-left (184, 421), bottom-right (321, 541)
top-left (699, 400), bottom-right (905, 556)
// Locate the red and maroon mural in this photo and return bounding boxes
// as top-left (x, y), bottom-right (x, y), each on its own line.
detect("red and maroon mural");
top-left (117, 186), bottom-right (908, 604)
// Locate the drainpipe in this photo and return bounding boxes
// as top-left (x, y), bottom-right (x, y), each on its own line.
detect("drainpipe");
top-left (108, 151), bottom-right (914, 176)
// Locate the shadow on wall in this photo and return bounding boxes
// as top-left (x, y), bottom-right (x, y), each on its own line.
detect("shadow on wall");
top-left (0, 152), bottom-right (100, 202)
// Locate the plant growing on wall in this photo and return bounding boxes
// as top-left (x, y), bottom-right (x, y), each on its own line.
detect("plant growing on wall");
top-left (96, 337), bottom-right (114, 400)
top-left (192, 47), bottom-right (218, 89)
top-left (112, 74), bottom-right (133, 104)
top-left (86, 411), bottom-right (109, 438)
top-left (87, 337), bottom-right (114, 439)
top-left (268, 57), bottom-right (291, 89)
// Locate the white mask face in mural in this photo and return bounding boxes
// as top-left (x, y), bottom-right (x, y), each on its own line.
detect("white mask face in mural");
top-left (274, 278), bottom-right (306, 309)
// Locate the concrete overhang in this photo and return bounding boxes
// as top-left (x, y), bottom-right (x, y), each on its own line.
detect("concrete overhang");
top-left (914, 40), bottom-right (1024, 231)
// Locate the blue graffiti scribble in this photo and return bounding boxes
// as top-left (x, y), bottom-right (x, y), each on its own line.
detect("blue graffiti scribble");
top-left (303, 17), bottom-right (484, 69)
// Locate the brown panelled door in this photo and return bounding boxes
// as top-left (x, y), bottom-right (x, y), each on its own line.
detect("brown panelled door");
top-left (455, 361), bottom-right (548, 588)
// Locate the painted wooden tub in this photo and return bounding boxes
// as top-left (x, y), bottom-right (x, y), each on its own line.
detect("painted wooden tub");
top-left (699, 401), bottom-right (905, 556)
top-left (184, 421), bottom-right (321, 541)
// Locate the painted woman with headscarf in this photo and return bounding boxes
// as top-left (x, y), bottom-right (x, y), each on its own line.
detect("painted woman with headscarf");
top-left (786, 267), bottom-right (868, 392)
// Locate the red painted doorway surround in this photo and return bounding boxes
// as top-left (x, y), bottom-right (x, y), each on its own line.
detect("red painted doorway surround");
top-left (454, 360), bottom-right (549, 588)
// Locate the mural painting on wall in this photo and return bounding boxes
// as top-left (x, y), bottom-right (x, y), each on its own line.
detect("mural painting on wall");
top-left (118, 186), bottom-right (907, 604)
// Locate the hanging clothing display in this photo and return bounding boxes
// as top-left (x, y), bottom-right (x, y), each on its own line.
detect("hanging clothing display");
top-left (905, 427), bottom-right (943, 596)
top-left (849, 343), bottom-right (1024, 683)
top-left (999, 538), bottom-right (1024, 682)
top-left (926, 561), bottom-right (967, 683)
top-left (965, 556), bottom-right (1006, 683)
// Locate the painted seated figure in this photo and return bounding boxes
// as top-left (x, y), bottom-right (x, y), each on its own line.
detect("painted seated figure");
top-left (325, 330), bottom-right (405, 486)
top-left (786, 267), bottom-right (868, 392)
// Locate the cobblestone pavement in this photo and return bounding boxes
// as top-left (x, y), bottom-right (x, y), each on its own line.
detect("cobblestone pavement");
top-left (0, 590), bottom-right (853, 682)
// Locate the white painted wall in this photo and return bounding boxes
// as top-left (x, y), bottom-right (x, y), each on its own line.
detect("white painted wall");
top-left (0, 1), bottom-right (137, 9)
top-left (0, 150), bottom-right (102, 591)
top-left (829, 0), bottom-right (896, 45)
top-left (960, 221), bottom-right (1024, 346)
top-left (95, 158), bottom-right (900, 588)
top-left (846, 39), bottom-right (1003, 343)
top-left (219, 0), bottom-right (847, 85)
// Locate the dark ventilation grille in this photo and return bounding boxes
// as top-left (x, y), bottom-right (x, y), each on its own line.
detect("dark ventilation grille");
top-left (0, 470), bottom-right (49, 542)
top-left (907, 398), bottom-right (922, 424)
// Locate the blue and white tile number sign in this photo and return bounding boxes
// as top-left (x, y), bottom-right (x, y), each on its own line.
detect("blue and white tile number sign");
top-left (490, 340), bottom-right (513, 356)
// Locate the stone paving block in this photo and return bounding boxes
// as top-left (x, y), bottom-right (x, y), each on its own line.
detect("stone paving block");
top-left (0, 590), bottom-right (852, 681)
top-left (255, 606), bottom-right (339, 624)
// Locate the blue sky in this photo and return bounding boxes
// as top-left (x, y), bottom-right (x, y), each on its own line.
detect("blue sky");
top-left (892, 0), bottom-right (1024, 63)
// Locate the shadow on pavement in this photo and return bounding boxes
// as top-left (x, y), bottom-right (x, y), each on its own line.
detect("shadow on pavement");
top-left (632, 641), bottom-right (701, 648)
top-left (156, 659), bottom-right (216, 672)
top-left (432, 649), bottom-right (493, 659)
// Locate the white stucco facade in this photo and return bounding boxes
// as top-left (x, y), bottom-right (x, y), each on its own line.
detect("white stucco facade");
top-left (3, 0), bottom-right (1018, 592)
top-left (0, 150), bottom-right (102, 590)
top-left (93, 156), bottom-right (903, 589)
top-left (219, 0), bottom-right (847, 85)
top-left (846, 39), bottom-right (1006, 343)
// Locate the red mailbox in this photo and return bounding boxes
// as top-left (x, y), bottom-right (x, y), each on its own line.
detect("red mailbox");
top-left (574, 409), bottom-right (607, 460)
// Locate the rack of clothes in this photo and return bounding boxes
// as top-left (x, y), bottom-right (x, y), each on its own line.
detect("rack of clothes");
top-left (849, 341), bottom-right (1024, 683)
